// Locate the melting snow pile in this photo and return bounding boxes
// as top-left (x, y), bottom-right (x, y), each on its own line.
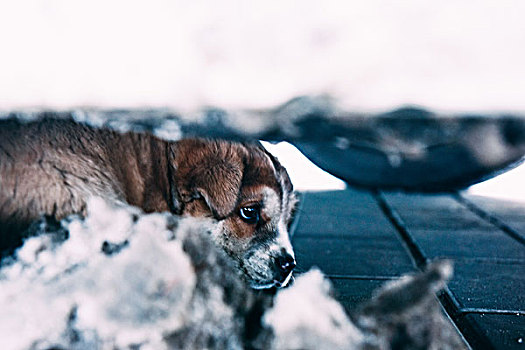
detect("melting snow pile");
top-left (0, 198), bottom-right (464, 350)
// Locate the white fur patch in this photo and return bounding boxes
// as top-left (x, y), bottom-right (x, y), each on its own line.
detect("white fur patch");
top-left (263, 187), bottom-right (294, 258)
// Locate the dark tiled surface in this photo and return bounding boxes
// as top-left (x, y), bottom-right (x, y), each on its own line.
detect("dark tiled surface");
top-left (450, 261), bottom-right (525, 311)
top-left (296, 190), bottom-right (392, 236)
top-left (328, 278), bottom-right (388, 312)
top-left (404, 228), bottom-right (525, 261)
top-left (383, 193), bottom-right (494, 231)
top-left (293, 236), bottom-right (414, 277)
top-left (294, 189), bottom-right (414, 277)
top-left (460, 194), bottom-right (525, 242)
top-left (457, 314), bottom-right (525, 350)
top-left (293, 189), bottom-right (525, 350)
top-left (294, 214), bottom-right (396, 237)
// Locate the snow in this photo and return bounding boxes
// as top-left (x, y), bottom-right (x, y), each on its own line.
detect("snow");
top-left (0, 197), bottom-right (459, 349)
top-left (264, 268), bottom-right (362, 350)
top-left (0, 198), bottom-right (197, 349)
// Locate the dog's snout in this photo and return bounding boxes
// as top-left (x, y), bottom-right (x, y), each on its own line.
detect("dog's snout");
top-left (275, 253), bottom-right (296, 277)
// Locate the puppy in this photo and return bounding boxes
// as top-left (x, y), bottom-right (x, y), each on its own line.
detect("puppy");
top-left (0, 118), bottom-right (297, 289)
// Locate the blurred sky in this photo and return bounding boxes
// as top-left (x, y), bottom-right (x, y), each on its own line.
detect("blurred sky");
top-left (1, 1), bottom-right (524, 198)
top-left (1, 1), bottom-right (525, 112)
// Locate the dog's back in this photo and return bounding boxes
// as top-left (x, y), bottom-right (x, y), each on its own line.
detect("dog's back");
top-left (0, 118), bottom-right (172, 252)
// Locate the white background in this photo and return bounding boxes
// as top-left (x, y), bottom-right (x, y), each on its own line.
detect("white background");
top-left (1, 1), bottom-right (525, 113)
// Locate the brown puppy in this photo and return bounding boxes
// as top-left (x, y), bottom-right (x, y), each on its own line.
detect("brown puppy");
top-left (0, 118), bottom-right (296, 289)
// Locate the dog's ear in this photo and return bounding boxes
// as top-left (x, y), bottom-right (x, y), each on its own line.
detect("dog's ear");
top-left (192, 160), bottom-right (243, 219)
top-left (169, 141), bottom-right (244, 219)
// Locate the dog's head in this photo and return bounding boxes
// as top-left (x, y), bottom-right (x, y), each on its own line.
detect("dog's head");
top-left (169, 139), bottom-right (297, 289)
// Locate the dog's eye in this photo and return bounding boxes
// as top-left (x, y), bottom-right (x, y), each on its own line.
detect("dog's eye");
top-left (239, 206), bottom-right (260, 225)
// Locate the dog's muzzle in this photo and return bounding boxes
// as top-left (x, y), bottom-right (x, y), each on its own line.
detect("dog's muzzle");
top-left (244, 246), bottom-right (296, 289)
top-left (272, 251), bottom-right (296, 286)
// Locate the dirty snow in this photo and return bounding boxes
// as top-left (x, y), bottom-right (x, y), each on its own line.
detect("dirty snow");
top-left (0, 199), bottom-right (197, 349)
top-left (0, 198), bottom-right (462, 349)
top-left (264, 269), bottom-right (362, 350)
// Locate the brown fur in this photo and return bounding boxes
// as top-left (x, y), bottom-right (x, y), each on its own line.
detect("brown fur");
top-left (0, 118), bottom-right (291, 257)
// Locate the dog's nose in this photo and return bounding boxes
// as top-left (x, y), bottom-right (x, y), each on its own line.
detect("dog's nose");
top-left (275, 253), bottom-right (296, 279)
